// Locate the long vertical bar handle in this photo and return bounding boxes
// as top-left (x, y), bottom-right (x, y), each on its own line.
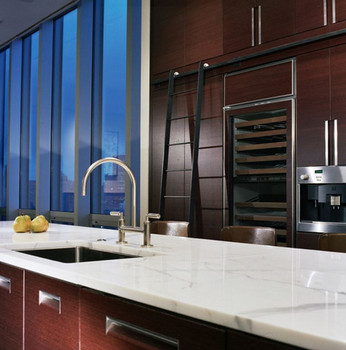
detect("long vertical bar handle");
top-left (334, 119), bottom-right (338, 165)
top-left (323, 0), bottom-right (327, 26)
top-left (258, 5), bottom-right (262, 45)
top-left (325, 120), bottom-right (329, 166)
top-left (332, 0), bottom-right (336, 23)
top-left (251, 7), bottom-right (255, 46)
top-left (0, 275), bottom-right (11, 293)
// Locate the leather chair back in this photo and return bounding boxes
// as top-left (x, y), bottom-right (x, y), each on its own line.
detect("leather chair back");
top-left (150, 221), bottom-right (189, 237)
top-left (221, 226), bottom-right (276, 246)
top-left (319, 233), bottom-right (346, 252)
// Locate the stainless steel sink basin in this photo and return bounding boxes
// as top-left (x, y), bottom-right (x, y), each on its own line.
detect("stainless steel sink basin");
top-left (15, 246), bottom-right (139, 263)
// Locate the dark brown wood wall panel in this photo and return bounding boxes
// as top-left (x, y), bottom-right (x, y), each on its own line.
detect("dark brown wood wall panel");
top-left (335, 0), bottom-right (346, 24)
top-left (0, 263), bottom-right (23, 350)
top-left (296, 49), bottom-right (330, 167)
top-left (185, 0), bottom-right (223, 63)
top-left (151, 0), bottom-right (185, 74)
top-left (224, 61), bottom-right (293, 105)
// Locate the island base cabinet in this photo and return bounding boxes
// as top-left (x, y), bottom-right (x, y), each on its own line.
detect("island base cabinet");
top-left (80, 288), bottom-right (226, 350)
top-left (0, 263), bottom-right (23, 350)
top-left (227, 329), bottom-right (304, 349)
top-left (24, 271), bottom-right (80, 350)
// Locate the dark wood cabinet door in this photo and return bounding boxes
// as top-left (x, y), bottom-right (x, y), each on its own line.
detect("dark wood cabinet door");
top-left (80, 288), bottom-right (226, 350)
top-left (296, 232), bottom-right (321, 250)
top-left (330, 44), bottom-right (346, 165)
top-left (296, 49), bottom-right (331, 167)
top-left (334, 0), bottom-right (346, 24)
top-left (223, 0), bottom-right (257, 53)
top-left (25, 271), bottom-right (79, 350)
top-left (296, 0), bottom-right (326, 33)
top-left (259, 0), bottom-right (295, 45)
top-left (0, 263), bottom-right (23, 350)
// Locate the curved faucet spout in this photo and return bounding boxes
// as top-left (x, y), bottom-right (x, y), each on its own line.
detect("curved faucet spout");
top-left (81, 157), bottom-right (136, 227)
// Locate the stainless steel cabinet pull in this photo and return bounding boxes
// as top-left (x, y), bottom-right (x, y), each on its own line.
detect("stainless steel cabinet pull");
top-left (0, 275), bottom-right (11, 293)
top-left (106, 316), bottom-right (178, 348)
top-left (332, 0), bottom-right (336, 23)
top-left (334, 119), bottom-right (338, 165)
top-left (251, 7), bottom-right (255, 46)
top-left (39, 290), bottom-right (61, 314)
top-left (323, 0), bottom-right (327, 26)
top-left (258, 5), bottom-right (262, 45)
top-left (325, 120), bottom-right (329, 166)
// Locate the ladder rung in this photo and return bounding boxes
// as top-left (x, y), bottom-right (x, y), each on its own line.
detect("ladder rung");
top-left (168, 141), bottom-right (192, 146)
top-left (164, 195), bottom-right (190, 199)
top-left (166, 169), bottom-right (192, 172)
top-left (172, 88), bottom-right (197, 96)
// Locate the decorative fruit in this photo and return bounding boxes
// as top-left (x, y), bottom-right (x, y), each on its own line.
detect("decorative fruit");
top-left (13, 215), bottom-right (31, 233)
top-left (31, 215), bottom-right (49, 233)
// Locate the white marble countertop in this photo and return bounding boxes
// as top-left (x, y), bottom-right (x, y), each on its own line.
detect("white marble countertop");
top-left (1, 221), bottom-right (346, 349)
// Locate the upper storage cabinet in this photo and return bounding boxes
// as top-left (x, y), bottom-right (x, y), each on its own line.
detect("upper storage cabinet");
top-left (223, 0), bottom-right (295, 53)
top-left (296, 0), bottom-right (346, 33)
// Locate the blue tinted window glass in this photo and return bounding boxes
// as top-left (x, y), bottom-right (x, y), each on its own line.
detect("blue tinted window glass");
top-left (0, 49), bottom-right (9, 209)
top-left (20, 32), bottom-right (39, 209)
top-left (51, 10), bottom-right (77, 212)
top-left (92, 0), bottom-right (127, 215)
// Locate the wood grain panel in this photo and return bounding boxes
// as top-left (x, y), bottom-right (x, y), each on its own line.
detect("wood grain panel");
top-left (223, 0), bottom-right (257, 54)
top-left (151, 0), bottom-right (184, 74)
top-left (80, 288), bottom-right (226, 350)
top-left (228, 329), bottom-right (305, 349)
top-left (335, 0), bottom-right (346, 24)
top-left (185, 0), bottom-right (223, 64)
top-left (25, 272), bottom-right (79, 350)
top-left (330, 44), bottom-right (346, 165)
top-left (260, 0), bottom-right (296, 44)
top-left (225, 61), bottom-right (293, 105)
top-left (296, 0), bottom-right (326, 33)
top-left (296, 49), bottom-right (330, 166)
top-left (0, 263), bottom-right (23, 350)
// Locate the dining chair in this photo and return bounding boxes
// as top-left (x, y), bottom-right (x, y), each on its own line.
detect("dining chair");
top-left (220, 225), bottom-right (276, 246)
top-left (150, 221), bottom-right (189, 237)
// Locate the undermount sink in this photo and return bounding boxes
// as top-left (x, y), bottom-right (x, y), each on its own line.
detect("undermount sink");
top-left (14, 246), bottom-right (140, 263)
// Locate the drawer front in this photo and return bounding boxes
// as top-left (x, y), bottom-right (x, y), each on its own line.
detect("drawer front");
top-left (0, 263), bottom-right (23, 350)
top-left (25, 271), bottom-right (79, 350)
top-left (80, 288), bottom-right (226, 350)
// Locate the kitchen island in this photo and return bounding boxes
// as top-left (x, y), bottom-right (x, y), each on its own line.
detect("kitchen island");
top-left (0, 221), bottom-right (345, 349)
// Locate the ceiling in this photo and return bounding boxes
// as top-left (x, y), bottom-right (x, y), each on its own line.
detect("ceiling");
top-left (0, 0), bottom-right (78, 48)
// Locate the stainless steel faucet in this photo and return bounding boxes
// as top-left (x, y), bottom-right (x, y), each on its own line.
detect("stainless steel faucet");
top-left (121, 213), bottom-right (160, 247)
top-left (81, 157), bottom-right (137, 227)
top-left (81, 157), bottom-right (160, 247)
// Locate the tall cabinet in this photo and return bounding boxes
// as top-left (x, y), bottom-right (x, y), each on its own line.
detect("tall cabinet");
top-left (224, 60), bottom-right (295, 246)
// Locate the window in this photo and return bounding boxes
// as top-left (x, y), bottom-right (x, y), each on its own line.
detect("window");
top-left (0, 48), bottom-right (10, 213)
top-left (51, 10), bottom-right (77, 213)
top-left (92, 0), bottom-right (128, 215)
top-left (20, 32), bottom-right (39, 210)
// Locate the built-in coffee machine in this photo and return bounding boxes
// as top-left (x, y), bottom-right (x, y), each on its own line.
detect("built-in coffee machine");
top-left (297, 166), bottom-right (346, 233)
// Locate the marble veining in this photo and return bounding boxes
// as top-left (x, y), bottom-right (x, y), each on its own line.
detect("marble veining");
top-left (1, 222), bottom-right (346, 349)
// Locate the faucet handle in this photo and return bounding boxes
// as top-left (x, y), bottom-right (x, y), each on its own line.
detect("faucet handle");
top-left (145, 213), bottom-right (161, 221)
top-left (110, 211), bottom-right (123, 219)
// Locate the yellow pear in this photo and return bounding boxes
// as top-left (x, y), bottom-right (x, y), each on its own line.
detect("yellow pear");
top-left (13, 215), bottom-right (31, 233)
top-left (31, 216), bottom-right (48, 233)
